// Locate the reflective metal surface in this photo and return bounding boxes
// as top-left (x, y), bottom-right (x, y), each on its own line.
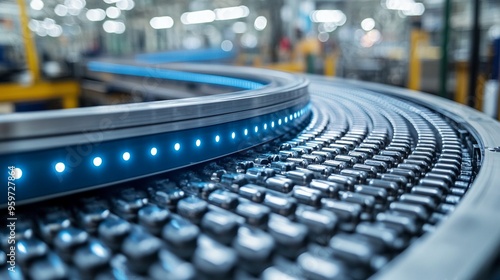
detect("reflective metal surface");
top-left (0, 64), bottom-right (308, 152)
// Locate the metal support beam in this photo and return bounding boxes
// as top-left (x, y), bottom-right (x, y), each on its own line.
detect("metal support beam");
top-left (408, 29), bottom-right (427, 91)
top-left (17, 0), bottom-right (40, 83)
top-left (468, 0), bottom-right (481, 108)
top-left (439, 0), bottom-right (451, 99)
top-left (0, 81), bottom-right (80, 109)
top-left (270, 0), bottom-right (284, 63)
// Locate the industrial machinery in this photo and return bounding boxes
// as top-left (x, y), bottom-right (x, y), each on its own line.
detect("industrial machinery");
top-left (1, 63), bottom-right (499, 279)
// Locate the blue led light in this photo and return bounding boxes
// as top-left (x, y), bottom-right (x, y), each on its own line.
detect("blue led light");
top-left (122, 152), bottom-right (131, 161)
top-left (278, 119), bottom-right (282, 125)
top-left (294, 113), bottom-right (297, 118)
top-left (13, 168), bottom-right (22, 179)
top-left (1, 103), bottom-right (311, 204)
top-left (17, 242), bottom-right (27, 253)
top-left (255, 126), bottom-right (259, 133)
top-left (55, 162), bottom-right (65, 173)
top-left (285, 117), bottom-right (288, 123)
top-left (93, 157), bottom-right (102, 167)
top-left (196, 139), bottom-right (201, 147)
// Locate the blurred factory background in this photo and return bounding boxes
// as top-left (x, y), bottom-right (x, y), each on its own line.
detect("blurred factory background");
top-left (0, 0), bottom-right (499, 119)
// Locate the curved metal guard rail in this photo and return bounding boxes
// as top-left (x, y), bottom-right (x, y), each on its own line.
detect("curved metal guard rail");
top-left (0, 64), bottom-right (310, 204)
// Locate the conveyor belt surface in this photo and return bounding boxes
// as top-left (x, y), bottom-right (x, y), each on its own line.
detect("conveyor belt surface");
top-left (1, 64), bottom-right (500, 279)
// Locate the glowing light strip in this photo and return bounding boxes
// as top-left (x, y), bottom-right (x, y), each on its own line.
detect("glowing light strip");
top-left (0, 104), bottom-right (311, 204)
top-left (87, 61), bottom-right (265, 90)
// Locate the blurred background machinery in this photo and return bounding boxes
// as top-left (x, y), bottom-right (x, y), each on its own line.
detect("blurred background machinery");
top-left (0, 0), bottom-right (499, 118)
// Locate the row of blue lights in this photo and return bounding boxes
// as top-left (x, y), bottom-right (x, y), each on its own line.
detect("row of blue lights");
top-left (51, 109), bottom-right (307, 174)
top-left (1, 103), bottom-right (311, 204)
top-left (7, 107), bottom-right (311, 177)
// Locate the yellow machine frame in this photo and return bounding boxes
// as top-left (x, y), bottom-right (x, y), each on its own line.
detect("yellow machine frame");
top-left (0, 0), bottom-right (79, 109)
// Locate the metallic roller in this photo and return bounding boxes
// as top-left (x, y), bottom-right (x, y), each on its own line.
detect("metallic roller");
top-left (337, 79), bottom-right (500, 280)
top-left (303, 76), bottom-right (500, 279)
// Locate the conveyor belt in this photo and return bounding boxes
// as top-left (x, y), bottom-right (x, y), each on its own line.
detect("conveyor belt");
top-left (1, 64), bottom-right (500, 280)
top-left (0, 64), bottom-right (309, 204)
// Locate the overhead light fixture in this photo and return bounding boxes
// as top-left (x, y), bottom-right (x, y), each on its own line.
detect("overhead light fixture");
top-left (103, 20), bottom-right (126, 34)
top-left (385, 0), bottom-right (425, 16)
top-left (221, 40), bottom-right (233, 52)
top-left (385, 0), bottom-right (413, 10)
top-left (310, 10), bottom-right (347, 26)
top-left (54, 4), bottom-right (68, 17)
top-left (86, 9), bottom-right (106, 21)
top-left (47, 25), bottom-right (63, 37)
top-left (30, 0), bottom-right (44, 11)
top-left (106, 6), bottom-right (121, 19)
top-left (65, 0), bottom-right (85, 10)
top-left (254, 16), bottom-right (267, 31)
top-left (180, 10), bottom-right (215, 25)
top-left (116, 0), bottom-right (135, 11)
top-left (214, 5), bottom-right (249, 21)
top-left (402, 3), bottom-right (425, 16)
top-left (361, 18), bottom-right (375, 31)
top-left (150, 16), bottom-right (174, 29)
top-left (232, 22), bottom-right (247, 34)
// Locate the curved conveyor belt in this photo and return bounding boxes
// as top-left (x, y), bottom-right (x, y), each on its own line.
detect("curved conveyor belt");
top-left (1, 64), bottom-right (500, 279)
